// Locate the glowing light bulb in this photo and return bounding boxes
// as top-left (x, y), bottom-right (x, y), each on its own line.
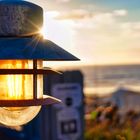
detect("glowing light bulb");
top-left (0, 60), bottom-right (42, 126)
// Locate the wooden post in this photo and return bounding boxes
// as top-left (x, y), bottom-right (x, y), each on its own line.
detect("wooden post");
top-left (41, 70), bottom-right (84, 140)
top-left (23, 70), bottom-right (84, 140)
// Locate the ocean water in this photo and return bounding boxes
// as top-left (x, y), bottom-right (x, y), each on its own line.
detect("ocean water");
top-left (82, 65), bottom-right (140, 96)
top-left (62, 65), bottom-right (140, 96)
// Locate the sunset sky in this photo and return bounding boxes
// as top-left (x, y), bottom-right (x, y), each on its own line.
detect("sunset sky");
top-left (29, 0), bottom-right (140, 66)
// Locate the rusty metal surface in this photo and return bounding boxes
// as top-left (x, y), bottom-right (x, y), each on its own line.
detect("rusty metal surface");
top-left (0, 36), bottom-right (79, 60)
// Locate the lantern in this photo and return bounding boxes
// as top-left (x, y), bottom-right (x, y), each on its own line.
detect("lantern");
top-left (0, 0), bottom-right (79, 126)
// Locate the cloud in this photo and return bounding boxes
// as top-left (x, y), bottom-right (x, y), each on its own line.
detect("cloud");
top-left (44, 8), bottom-right (140, 65)
top-left (69, 9), bottom-right (140, 64)
top-left (59, 9), bottom-right (128, 31)
top-left (55, 9), bottom-right (93, 20)
top-left (113, 9), bottom-right (128, 16)
top-left (55, 0), bottom-right (71, 3)
top-left (45, 11), bottom-right (60, 18)
top-left (54, 9), bottom-right (128, 21)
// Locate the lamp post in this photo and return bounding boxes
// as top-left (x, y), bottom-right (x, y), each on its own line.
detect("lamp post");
top-left (0, 0), bottom-right (78, 126)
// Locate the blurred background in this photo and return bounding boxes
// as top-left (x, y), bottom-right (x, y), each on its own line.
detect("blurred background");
top-left (1, 0), bottom-right (140, 140)
top-left (34, 0), bottom-right (140, 96)
top-left (39, 1), bottom-right (140, 139)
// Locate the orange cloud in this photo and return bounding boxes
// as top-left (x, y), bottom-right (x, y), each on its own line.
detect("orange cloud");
top-left (43, 8), bottom-right (140, 66)
top-left (56, 0), bottom-right (71, 3)
top-left (55, 9), bottom-right (93, 20)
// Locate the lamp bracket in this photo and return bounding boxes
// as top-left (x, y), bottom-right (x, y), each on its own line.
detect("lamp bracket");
top-left (0, 69), bottom-right (61, 75)
top-left (0, 95), bottom-right (61, 107)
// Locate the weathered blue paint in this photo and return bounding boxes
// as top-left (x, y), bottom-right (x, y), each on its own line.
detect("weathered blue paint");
top-left (0, 0), bottom-right (79, 60)
top-left (0, 37), bottom-right (79, 60)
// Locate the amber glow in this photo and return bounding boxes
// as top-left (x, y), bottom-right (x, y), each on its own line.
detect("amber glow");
top-left (6, 61), bottom-right (26, 99)
top-left (7, 75), bottom-right (26, 99)
top-left (39, 28), bottom-right (44, 37)
top-left (0, 60), bottom-right (43, 126)
top-left (0, 60), bottom-right (33, 100)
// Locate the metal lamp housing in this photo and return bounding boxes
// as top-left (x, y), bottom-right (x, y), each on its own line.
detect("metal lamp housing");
top-left (0, 0), bottom-right (79, 126)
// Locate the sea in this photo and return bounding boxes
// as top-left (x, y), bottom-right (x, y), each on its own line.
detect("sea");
top-left (61, 64), bottom-right (140, 96)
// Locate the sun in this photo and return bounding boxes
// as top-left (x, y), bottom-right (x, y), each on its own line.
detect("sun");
top-left (39, 27), bottom-right (46, 38)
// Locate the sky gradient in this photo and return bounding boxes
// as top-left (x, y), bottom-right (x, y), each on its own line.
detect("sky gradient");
top-left (29, 0), bottom-right (140, 66)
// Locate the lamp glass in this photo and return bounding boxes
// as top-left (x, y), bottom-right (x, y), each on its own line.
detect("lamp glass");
top-left (0, 60), bottom-right (42, 126)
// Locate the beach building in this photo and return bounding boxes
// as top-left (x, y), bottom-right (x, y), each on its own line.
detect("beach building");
top-left (111, 87), bottom-right (140, 114)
